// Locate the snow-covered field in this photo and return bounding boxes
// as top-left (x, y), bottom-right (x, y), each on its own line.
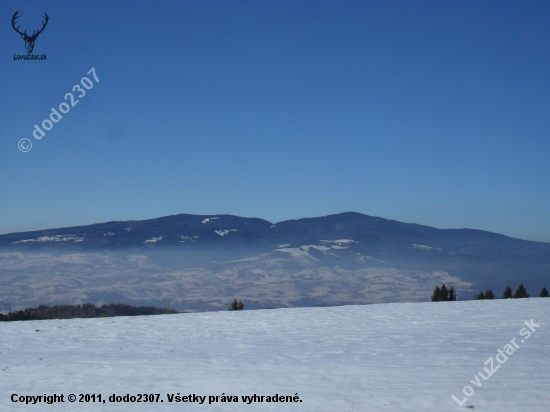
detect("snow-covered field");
top-left (1, 299), bottom-right (548, 411)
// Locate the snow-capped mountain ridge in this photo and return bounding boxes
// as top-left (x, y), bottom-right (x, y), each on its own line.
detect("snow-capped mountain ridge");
top-left (1, 212), bottom-right (548, 311)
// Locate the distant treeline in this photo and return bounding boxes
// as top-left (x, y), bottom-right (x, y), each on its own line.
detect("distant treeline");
top-left (431, 283), bottom-right (549, 301)
top-left (0, 303), bottom-right (177, 322)
top-left (477, 284), bottom-right (548, 300)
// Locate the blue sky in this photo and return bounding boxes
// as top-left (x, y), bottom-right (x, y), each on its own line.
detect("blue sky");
top-left (1, 0), bottom-right (549, 242)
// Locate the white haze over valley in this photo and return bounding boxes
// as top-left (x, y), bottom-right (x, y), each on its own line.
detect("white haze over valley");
top-left (0, 247), bottom-right (471, 312)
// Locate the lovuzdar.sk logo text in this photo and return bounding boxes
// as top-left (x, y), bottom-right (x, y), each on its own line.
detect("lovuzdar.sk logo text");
top-left (11, 10), bottom-right (48, 60)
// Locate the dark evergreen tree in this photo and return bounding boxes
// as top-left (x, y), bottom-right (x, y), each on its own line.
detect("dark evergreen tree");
top-left (229, 298), bottom-right (245, 311)
top-left (502, 286), bottom-right (513, 299)
top-left (477, 291), bottom-right (485, 300)
top-left (539, 286), bottom-right (548, 298)
top-left (448, 286), bottom-right (456, 301)
top-left (439, 284), bottom-right (448, 301)
top-left (431, 284), bottom-right (455, 301)
top-left (431, 286), bottom-right (442, 302)
top-left (484, 290), bottom-right (495, 299)
top-left (513, 284), bottom-right (529, 299)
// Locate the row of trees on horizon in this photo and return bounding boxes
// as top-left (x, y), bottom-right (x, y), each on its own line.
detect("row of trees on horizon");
top-left (432, 283), bottom-right (549, 301)
top-left (477, 284), bottom-right (548, 300)
top-left (0, 303), bottom-right (177, 322)
top-left (1, 299), bottom-right (247, 322)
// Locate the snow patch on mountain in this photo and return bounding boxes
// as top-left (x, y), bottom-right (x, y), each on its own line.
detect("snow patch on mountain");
top-left (275, 244), bottom-right (339, 258)
top-left (13, 235), bottom-right (84, 244)
top-left (356, 254), bottom-right (388, 264)
top-left (179, 235), bottom-right (197, 243)
top-left (275, 247), bottom-right (314, 258)
top-left (413, 244), bottom-right (441, 251)
top-left (214, 230), bottom-right (237, 236)
top-left (226, 254), bottom-right (269, 263)
top-left (202, 217), bottom-right (219, 224)
top-left (305, 245), bottom-right (331, 252)
top-left (320, 239), bottom-right (357, 249)
top-left (321, 239), bottom-right (357, 245)
top-left (276, 242), bottom-right (356, 257)
top-left (144, 236), bottom-right (163, 244)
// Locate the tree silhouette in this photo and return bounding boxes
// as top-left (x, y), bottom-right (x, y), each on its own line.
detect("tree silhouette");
top-left (431, 284), bottom-right (455, 301)
top-left (229, 298), bottom-right (245, 311)
top-left (440, 284), bottom-right (448, 301)
top-left (502, 286), bottom-right (513, 299)
top-left (484, 289), bottom-right (495, 299)
top-left (448, 286), bottom-right (456, 301)
top-left (539, 286), bottom-right (549, 298)
top-left (431, 286), bottom-right (442, 302)
top-left (513, 284), bottom-right (529, 299)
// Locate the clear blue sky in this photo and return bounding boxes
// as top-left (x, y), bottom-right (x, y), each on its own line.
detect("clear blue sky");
top-left (1, 0), bottom-right (549, 242)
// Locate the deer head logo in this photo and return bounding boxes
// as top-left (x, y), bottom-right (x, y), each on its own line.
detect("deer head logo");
top-left (11, 11), bottom-right (49, 54)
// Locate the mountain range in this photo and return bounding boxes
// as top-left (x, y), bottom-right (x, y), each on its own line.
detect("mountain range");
top-left (1, 212), bottom-right (548, 311)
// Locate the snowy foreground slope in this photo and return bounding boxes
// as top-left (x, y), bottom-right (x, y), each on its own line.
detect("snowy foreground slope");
top-left (1, 300), bottom-right (548, 411)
